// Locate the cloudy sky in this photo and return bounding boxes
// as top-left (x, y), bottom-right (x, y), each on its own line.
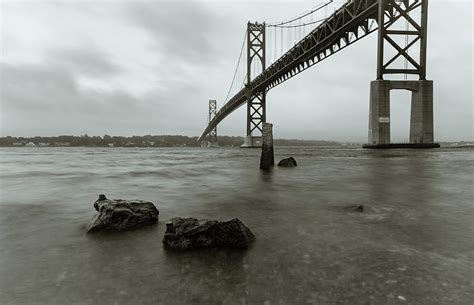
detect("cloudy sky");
top-left (0, 0), bottom-right (472, 142)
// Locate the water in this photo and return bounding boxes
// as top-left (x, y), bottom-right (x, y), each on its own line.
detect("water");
top-left (0, 146), bottom-right (473, 304)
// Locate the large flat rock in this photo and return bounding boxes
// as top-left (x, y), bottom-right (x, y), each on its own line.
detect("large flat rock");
top-left (163, 217), bottom-right (255, 250)
top-left (87, 195), bottom-right (159, 233)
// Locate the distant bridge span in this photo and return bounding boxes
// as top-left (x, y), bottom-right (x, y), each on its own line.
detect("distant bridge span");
top-left (199, 0), bottom-right (436, 148)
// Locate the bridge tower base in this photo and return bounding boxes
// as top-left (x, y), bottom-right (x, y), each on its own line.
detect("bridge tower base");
top-left (240, 136), bottom-right (262, 148)
top-left (365, 80), bottom-right (439, 149)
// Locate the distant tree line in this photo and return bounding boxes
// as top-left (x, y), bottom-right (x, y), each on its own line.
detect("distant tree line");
top-left (273, 139), bottom-right (341, 146)
top-left (0, 135), bottom-right (342, 147)
top-left (0, 135), bottom-right (245, 147)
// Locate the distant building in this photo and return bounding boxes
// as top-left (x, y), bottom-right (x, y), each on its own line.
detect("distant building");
top-left (25, 142), bottom-right (36, 147)
top-left (108, 143), bottom-right (114, 147)
top-left (12, 142), bottom-right (24, 146)
top-left (54, 142), bottom-right (70, 146)
top-left (38, 142), bottom-right (49, 147)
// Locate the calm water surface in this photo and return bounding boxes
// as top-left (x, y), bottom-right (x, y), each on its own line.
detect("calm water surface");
top-left (0, 146), bottom-right (473, 304)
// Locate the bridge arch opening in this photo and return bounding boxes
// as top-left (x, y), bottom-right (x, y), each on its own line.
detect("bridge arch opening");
top-left (390, 89), bottom-right (412, 143)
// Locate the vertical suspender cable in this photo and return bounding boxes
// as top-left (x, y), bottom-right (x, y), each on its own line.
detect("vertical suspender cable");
top-left (294, 24), bottom-right (296, 45)
top-left (280, 27), bottom-right (283, 57)
top-left (274, 26), bottom-right (277, 63)
top-left (404, 12), bottom-right (409, 80)
top-left (269, 28), bottom-right (272, 63)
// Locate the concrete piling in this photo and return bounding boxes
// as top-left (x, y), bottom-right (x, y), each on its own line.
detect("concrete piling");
top-left (259, 123), bottom-right (274, 170)
top-left (367, 80), bottom-right (436, 148)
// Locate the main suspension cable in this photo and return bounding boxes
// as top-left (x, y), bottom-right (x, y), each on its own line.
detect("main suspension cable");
top-left (222, 1), bottom-right (335, 104)
top-left (266, 0), bottom-right (333, 27)
top-left (223, 30), bottom-right (247, 103)
top-left (268, 17), bottom-right (328, 29)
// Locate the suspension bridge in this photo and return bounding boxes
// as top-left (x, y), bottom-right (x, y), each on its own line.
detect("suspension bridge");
top-left (199, 0), bottom-right (437, 149)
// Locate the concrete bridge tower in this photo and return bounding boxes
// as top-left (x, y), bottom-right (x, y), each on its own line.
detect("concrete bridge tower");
top-left (366, 0), bottom-right (438, 148)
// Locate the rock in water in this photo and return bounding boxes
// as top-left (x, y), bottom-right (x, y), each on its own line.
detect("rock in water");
top-left (97, 194), bottom-right (107, 201)
top-left (277, 157), bottom-right (297, 167)
top-left (163, 217), bottom-right (255, 250)
top-left (344, 204), bottom-right (364, 213)
top-left (87, 194), bottom-right (159, 233)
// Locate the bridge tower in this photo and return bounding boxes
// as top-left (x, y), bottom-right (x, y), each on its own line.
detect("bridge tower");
top-left (241, 22), bottom-right (266, 148)
top-left (367, 0), bottom-right (437, 148)
top-left (206, 99), bottom-right (218, 147)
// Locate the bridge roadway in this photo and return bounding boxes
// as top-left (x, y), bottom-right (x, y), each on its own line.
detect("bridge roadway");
top-left (199, 0), bottom-right (384, 141)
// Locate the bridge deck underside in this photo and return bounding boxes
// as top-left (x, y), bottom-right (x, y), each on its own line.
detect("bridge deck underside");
top-left (199, 0), bottom-right (380, 141)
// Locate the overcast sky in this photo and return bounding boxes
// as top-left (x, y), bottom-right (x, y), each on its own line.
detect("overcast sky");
top-left (0, 0), bottom-right (472, 142)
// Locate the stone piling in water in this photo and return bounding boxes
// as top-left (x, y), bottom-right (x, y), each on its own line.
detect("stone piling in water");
top-left (260, 122), bottom-right (274, 170)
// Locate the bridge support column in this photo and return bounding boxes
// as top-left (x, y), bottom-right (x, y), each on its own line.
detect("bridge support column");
top-left (368, 80), bottom-right (391, 145)
top-left (242, 91), bottom-right (265, 148)
top-left (242, 136), bottom-right (262, 148)
top-left (259, 122), bottom-right (274, 170)
top-left (204, 100), bottom-right (218, 148)
top-left (365, 0), bottom-right (437, 149)
top-left (366, 80), bottom-right (436, 148)
top-left (410, 80), bottom-right (434, 143)
top-left (241, 22), bottom-right (266, 148)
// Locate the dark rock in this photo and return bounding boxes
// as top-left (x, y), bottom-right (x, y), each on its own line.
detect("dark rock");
top-left (163, 217), bottom-right (255, 250)
top-left (344, 204), bottom-right (364, 213)
top-left (87, 195), bottom-right (159, 233)
top-left (277, 157), bottom-right (297, 167)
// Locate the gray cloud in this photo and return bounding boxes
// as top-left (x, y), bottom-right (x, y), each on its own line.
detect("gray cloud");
top-left (52, 48), bottom-right (120, 76)
top-left (127, 1), bottom-right (220, 64)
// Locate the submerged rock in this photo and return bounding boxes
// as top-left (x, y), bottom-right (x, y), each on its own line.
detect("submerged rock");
top-left (87, 194), bottom-right (159, 233)
top-left (277, 157), bottom-right (297, 167)
top-left (163, 217), bottom-right (255, 250)
top-left (344, 204), bottom-right (364, 213)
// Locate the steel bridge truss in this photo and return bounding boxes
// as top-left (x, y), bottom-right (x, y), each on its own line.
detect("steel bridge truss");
top-left (246, 22), bottom-right (266, 136)
top-left (377, 0), bottom-right (427, 79)
top-left (208, 100), bottom-right (217, 144)
top-left (199, 0), bottom-right (429, 142)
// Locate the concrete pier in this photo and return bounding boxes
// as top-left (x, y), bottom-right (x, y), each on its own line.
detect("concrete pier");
top-left (200, 140), bottom-right (219, 148)
top-left (241, 136), bottom-right (262, 148)
top-left (410, 81), bottom-right (434, 143)
top-left (368, 80), bottom-right (391, 145)
top-left (259, 123), bottom-right (274, 170)
top-left (367, 80), bottom-right (437, 148)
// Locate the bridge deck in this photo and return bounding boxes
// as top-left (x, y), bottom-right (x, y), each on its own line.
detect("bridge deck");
top-left (199, 0), bottom-right (380, 141)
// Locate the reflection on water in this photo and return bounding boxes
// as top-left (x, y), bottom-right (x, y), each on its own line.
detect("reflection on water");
top-left (0, 147), bottom-right (473, 304)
